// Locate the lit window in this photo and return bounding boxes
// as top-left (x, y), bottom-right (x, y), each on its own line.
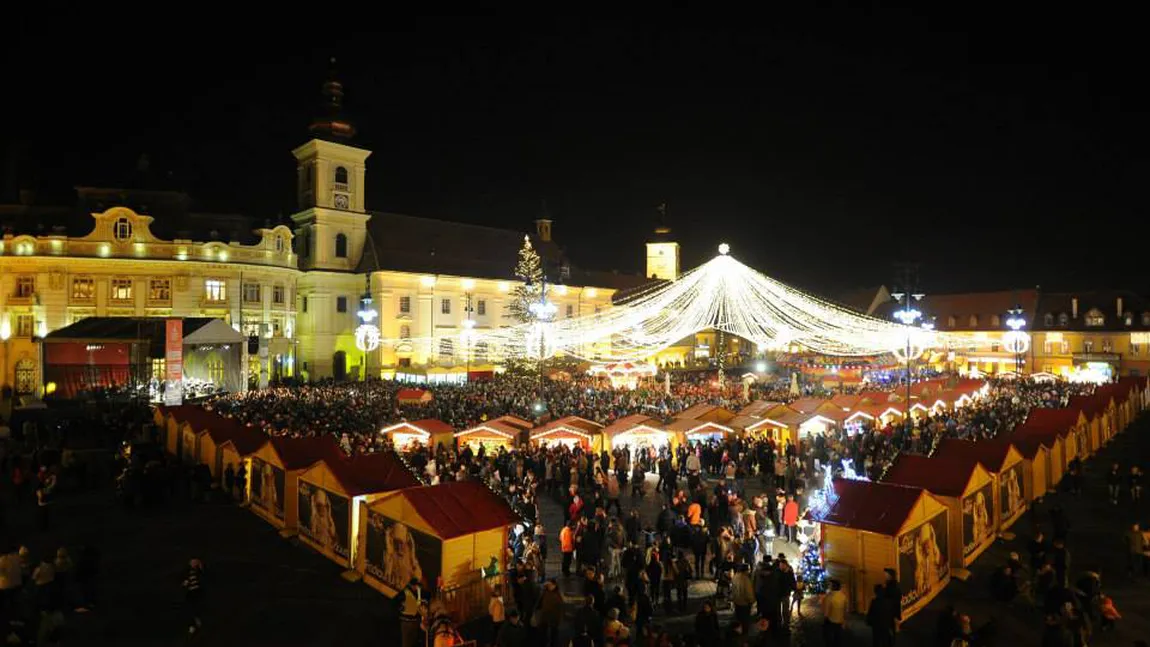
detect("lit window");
top-left (1083, 339), bottom-right (1094, 353)
top-left (16, 315), bottom-right (34, 337)
top-left (991, 315), bottom-right (1000, 327)
top-left (968, 315), bottom-right (978, 327)
top-left (1144, 312), bottom-right (1150, 326)
top-left (1061, 341), bottom-right (1069, 354)
top-left (1102, 339), bottom-right (1113, 353)
top-left (335, 233), bottom-right (348, 258)
top-left (1085, 309), bottom-right (1105, 327)
top-left (439, 338), bottom-right (454, 361)
top-left (71, 278), bottom-right (94, 301)
top-left (1043, 313), bottom-right (1054, 327)
top-left (204, 279), bottom-right (227, 303)
top-left (1058, 313), bottom-right (1069, 326)
top-left (110, 278), bottom-right (133, 302)
top-left (399, 296), bottom-right (411, 313)
top-left (272, 285), bottom-right (285, 305)
top-left (947, 316), bottom-right (956, 328)
top-left (441, 298), bottom-right (451, 315)
top-left (14, 276), bottom-right (35, 298)
top-left (1133, 344), bottom-right (1141, 357)
top-left (475, 341), bottom-right (489, 362)
top-left (337, 296), bottom-right (348, 313)
top-left (275, 235), bottom-right (285, 253)
top-left (148, 278), bottom-right (171, 303)
top-left (477, 300), bottom-right (487, 316)
top-left (114, 217), bottom-right (133, 241)
top-left (400, 325), bottom-right (411, 339)
top-left (1125, 312), bottom-right (1133, 326)
top-left (243, 283), bottom-right (261, 304)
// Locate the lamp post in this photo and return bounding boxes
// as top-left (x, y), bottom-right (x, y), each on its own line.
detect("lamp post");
top-left (463, 291), bottom-right (475, 381)
top-left (891, 290), bottom-right (925, 434)
top-left (528, 280), bottom-right (557, 403)
top-left (355, 292), bottom-right (380, 383)
top-left (1004, 306), bottom-right (1030, 375)
top-left (0, 317), bottom-right (10, 397)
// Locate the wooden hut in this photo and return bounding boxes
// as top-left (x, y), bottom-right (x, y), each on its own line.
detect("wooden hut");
top-left (455, 420), bottom-right (522, 453)
top-left (248, 436), bottom-right (345, 534)
top-left (1020, 407), bottom-right (1085, 476)
top-left (381, 419), bottom-right (455, 452)
top-left (160, 404), bottom-right (198, 457)
top-left (883, 454), bottom-right (996, 574)
top-left (673, 404), bottom-right (738, 425)
top-left (933, 438), bottom-right (1027, 535)
top-left (665, 418), bottom-right (735, 444)
top-left (358, 481), bottom-right (521, 623)
top-left (217, 426), bottom-right (268, 497)
top-left (296, 451), bottom-right (422, 570)
top-left (488, 415), bottom-right (535, 445)
top-left (1068, 394), bottom-right (1105, 455)
top-left (396, 388), bottom-right (434, 405)
top-left (819, 479), bottom-right (950, 619)
top-left (529, 416), bottom-right (605, 452)
top-left (1009, 433), bottom-right (1050, 502)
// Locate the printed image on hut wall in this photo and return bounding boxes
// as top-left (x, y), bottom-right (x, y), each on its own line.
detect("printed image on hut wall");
top-left (249, 457), bottom-right (285, 519)
top-left (962, 484), bottom-right (993, 557)
top-left (999, 464), bottom-right (1024, 520)
top-left (898, 512), bottom-right (947, 611)
top-left (298, 481), bottom-right (350, 559)
top-left (364, 510), bottom-right (441, 593)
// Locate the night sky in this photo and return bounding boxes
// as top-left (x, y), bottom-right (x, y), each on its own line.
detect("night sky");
top-left (7, 14), bottom-right (1146, 295)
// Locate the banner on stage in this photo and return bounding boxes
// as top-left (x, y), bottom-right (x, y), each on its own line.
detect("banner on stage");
top-left (164, 319), bottom-right (184, 406)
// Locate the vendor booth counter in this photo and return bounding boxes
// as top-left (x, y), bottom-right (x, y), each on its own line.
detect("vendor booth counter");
top-left (357, 481), bottom-right (521, 623)
top-left (883, 453), bottom-right (995, 576)
top-left (455, 420), bottom-right (525, 453)
top-left (819, 479), bottom-right (950, 620)
top-left (603, 414), bottom-right (676, 458)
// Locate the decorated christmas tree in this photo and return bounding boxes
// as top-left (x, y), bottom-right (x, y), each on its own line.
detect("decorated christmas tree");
top-left (799, 539), bottom-right (828, 595)
top-left (506, 235), bottom-right (546, 324)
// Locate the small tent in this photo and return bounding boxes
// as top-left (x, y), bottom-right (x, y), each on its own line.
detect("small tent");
top-left (296, 451), bottom-right (422, 569)
top-left (819, 479), bottom-right (950, 619)
top-left (933, 438), bottom-right (1027, 534)
top-left (381, 419), bottom-right (455, 452)
top-left (883, 454), bottom-right (996, 573)
top-left (248, 436), bottom-right (345, 532)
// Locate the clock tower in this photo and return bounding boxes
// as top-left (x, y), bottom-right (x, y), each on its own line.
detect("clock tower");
top-left (291, 59), bottom-right (372, 272)
top-left (645, 202), bottom-right (680, 280)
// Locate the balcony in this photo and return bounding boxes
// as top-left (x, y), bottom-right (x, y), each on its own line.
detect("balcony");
top-left (1073, 352), bottom-right (1120, 363)
top-left (8, 293), bottom-right (36, 306)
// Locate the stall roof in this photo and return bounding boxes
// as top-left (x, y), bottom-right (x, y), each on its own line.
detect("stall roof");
top-left (674, 404), bottom-right (737, 424)
top-left (820, 479), bottom-right (929, 536)
top-left (392, 481), bottom-right (521, 539)
top-left (325, 451), bottom-right (422, 496)
top-left (396, 388), bottom-right (432, 402)
top-left (457, 420), bottom-right (523, 439)
top-left (1008, 431), bottom-right (1051, 460)
top-left (933, 438), bottom-right (1019, 473)
top-left (1022, 407), bottom-right (1084, 435)
top-left (1068, 393), bottom-right (1108, 417)
top-left (269, 435), bottom-right (346, 471)
top-left (43, 317), bottom-right (221, 343)
top-left (664, 418), bottom-right (732, 434)
top-left (489, 415), bottom-right (534, 431)
top-left (787, 398), bottom-right (828, 415)
top-left (883, 453), bottom-right (984, 498)
top-left (602, 414), bottom-right (663, 437)
top-left (532, 416), bottom-right (603, 437)
top-left (398, 419), bottom-right (455, 435)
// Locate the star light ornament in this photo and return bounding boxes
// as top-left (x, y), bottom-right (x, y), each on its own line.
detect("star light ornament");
top-left (355, 297), bottom-right (382, 352)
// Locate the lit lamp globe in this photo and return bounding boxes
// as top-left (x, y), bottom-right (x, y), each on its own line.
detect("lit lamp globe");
top-left (718, 243), bottom-right (730, 255)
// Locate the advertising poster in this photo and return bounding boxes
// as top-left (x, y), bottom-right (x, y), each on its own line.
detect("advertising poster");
top-left (998, 463), bottom-right (1025, 522)
top-left (164, 319), bottom-right (184, 406)
top-left (250, 457), bottom-right (285, 519)
top-left (363, 509), bottom-right (441, 593)
top-left (898, 510), bottom-right (948, 613)
top-left (297, 481), bottom-right (350, 560)
top-left (962, 482), bottom-right (994, 557)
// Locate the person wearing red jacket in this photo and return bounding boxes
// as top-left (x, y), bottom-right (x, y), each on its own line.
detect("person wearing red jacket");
top-left (559, 523), bottom-right (576, 577)
top-left (783, 495), bottom-right (800, 544)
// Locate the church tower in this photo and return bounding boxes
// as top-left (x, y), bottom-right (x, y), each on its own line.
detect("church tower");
top-left (645, 202), bottom-right (680, 280)
top-left (291, 59), bottom-right (372, 272)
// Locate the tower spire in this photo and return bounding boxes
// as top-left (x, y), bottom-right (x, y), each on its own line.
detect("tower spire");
top-left (308, 57), bottom-right (356, 142)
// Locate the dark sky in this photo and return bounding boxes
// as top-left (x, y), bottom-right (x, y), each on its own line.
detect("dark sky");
top-left (7, 13), bottom-right (1146, 295)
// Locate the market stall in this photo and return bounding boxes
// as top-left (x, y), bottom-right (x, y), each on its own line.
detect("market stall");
top-left (933, 438), bottom-right (1027, 534)
top-left (529, 416), bottom-right (605, 452)
top-left (248, 435), bottom-right (345, 534)
top-left (197, 415), bottom-right (260, 481)
top-left (380, 419), bottom-right (455, 452)
top-left (296, 451), bottom-right (422, 570)
top-left (455, 421), bottom-right (521, 453)
top-left (603, 414), bottom-right (676, 459)
top-left (666, 419), bottom-right (734, 444)
top-left (1020, 407), bottom-right (1085, 476)
top-left (158, 404), bottom-right (198, 457)
top-left (357, 481), bottom-right (521, 623)
top-left (1010, 433), bottom-right (1051, 502)
top-left (883, 454), bottom-right (995, 574)
top-left (396, 388), bottom-right (433, 405)
top-left (819, 479), bottom-right (950, 619)
top-left (217, 427), bottom-right (269, 495)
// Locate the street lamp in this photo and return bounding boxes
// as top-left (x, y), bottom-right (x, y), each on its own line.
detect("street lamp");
top-left (891, 291), bottom-right (925, 434)
top-left (355, 293), bottom-right (380, 382)
top-left (0, 317), bottom-right (10, 395)
top-left (1004, 306), bottom-right (1030, 375)
top-left (528, 283), bottom-right (558, 404)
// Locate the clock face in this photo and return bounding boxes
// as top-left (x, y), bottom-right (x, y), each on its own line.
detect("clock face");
top-left (334, 193), bottom-right (349, 209)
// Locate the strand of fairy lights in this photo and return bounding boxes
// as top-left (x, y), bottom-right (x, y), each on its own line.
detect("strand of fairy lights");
top-left (374, 247), bottom-right (976, 362)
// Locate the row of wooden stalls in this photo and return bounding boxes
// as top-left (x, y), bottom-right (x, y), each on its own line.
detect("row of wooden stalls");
top-left (817, 376), bottom-right (1149, 621)
top-left (154, 405), bottom-right (523, 623)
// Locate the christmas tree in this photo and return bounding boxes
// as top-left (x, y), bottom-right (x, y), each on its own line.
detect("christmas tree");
top-left (799, 539), bottom-right (828, 595)
top-left (506, 235), bottom-right (546, 324)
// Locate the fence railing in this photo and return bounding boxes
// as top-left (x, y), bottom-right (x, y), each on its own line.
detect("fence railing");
top-left (437, 572), bottom-right (506, 624)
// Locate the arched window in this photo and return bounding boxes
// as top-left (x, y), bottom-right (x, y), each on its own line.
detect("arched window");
top-left (947, 316), bottom-right (956, 328)
top-left (968, 315), bottom-right (978, 328)
top-left (990, 315), bottom-right (1000, 327)
top-left (1085, 308), bottom-right (1105, 327)
top-left (334, 166), bottom-right (348, 185)
top-left (439, 339), bottom-right (454, 362)
top-left (334, 233), bottom-right (348, 258)
top-left (1058, 313), bottom-right (1069, 326)
top-left (114, 217), bottom-right (132, 241)
top-left (275, 235), bottom-right (285, 252)
top-left (1043, 313), bottom-right (1054, 327)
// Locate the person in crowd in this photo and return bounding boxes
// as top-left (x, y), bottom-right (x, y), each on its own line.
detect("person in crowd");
top-left (182, 558), bottom-right (205, 636)
top-left (866, 583), bottom-right (896, 647)
top-left (497, 609), bottom-right (527, 647)
top-left (822, 579), bottom-right (847, 647)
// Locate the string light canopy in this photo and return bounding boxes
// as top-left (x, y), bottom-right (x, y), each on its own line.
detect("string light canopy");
top-left (373, 244), bottom-right (974, 363)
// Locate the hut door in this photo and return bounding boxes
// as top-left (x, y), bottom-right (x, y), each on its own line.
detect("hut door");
top-left (333, 351), bottom-right (347, 381)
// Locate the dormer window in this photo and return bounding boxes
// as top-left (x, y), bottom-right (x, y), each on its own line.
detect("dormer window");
top-left (1044, 313), bottom-right (1054, 327)
top-left (1144, 312), bottom-right (1150, 327)
top-left (990, 315), bottom-right (1000, 327)
top-left (114, 217), bottom-right (133, 241)
top-left (1085, 308), bottom-right (1105, 327)
top-left (1125, 312), bottom-right (1134, 326)
top-left (947, 316), bottom-right (957, 328)
top-left (1058, 313), bottom-right (1069, 326)
top-left (275, 235), bottom-right (285, 253)
top-left (968, 315), bottom-right (978, 328)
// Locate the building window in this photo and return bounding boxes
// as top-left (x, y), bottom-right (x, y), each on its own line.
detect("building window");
top-left (475, 341), bottom-right (489, 362)
top-left (148, 278), bottom-right (171, 303)
top-left (335, 233), bottom-right (348, 258)
top-left (399, 325), bottom-right (411, 339)
top-left (1083, 339), bottom-right (1094, 353)
top-left (1143, 312), bottom-right (1150, 327)
top-left (566, 304), bottom-right (574, 318)
top-left (151, 358), bottom-right (166, 380)
top-left (947, 316), bottom-right (956, 328)
top-left (301, 296), bottom-right (308, 313)
top-left (14, 358), bottom-right (36, 394)
top-left (243, 283), bottom-right (261, 304)
top-left (439, 338), bottom-right (454, 361)
top-left (990, 343), bottom-right (1001, 353)
top-left (1058, 313), bottom-right (1069, 326)
top-left (204, 279), bottom-right (227, 303)
top-left (275, 235), bottom-right (285, 252)
top-left (1133, 344), bottom-right (1141, 357)
top-left (272, 285), bottom-right (285, 305)
top-left (16, 315), bottom-right (34, 338)
top-left (336, 296), bottom-right (348, 313)
top-left (1044, 313), bottom-right (1054, 327)
top-left (14, 276), bottom-right (35, 298)
top-left (1043, 341), bottom-right (1053, 354)
top-left (441, 298), bottom-right (451, 315)
top-left (1061, 341), bottom-right (1069, 354)
top-left (1102, 339), bottom-right (1114, 353)
top-left (1085, 309), bottom-right (1105, 327)
top-left (991, 315), bottom-right (1000, 327)
top-left (399, 296), bottom-right (411, 313)
top-left (968, 315), bottom-right (978, 328)
top-left (110, 278), bottom-right (133, 302)
top-left (1125, 312), bottom-right (1134, 326)
top-left (114, 217), bottom-right (132, 241)
top-left (71, 278), bottom-right (94, 301)
top-left (334, 166), bottom-right (348, 186)
top-left (477, 299), bottom-right (486, 316)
